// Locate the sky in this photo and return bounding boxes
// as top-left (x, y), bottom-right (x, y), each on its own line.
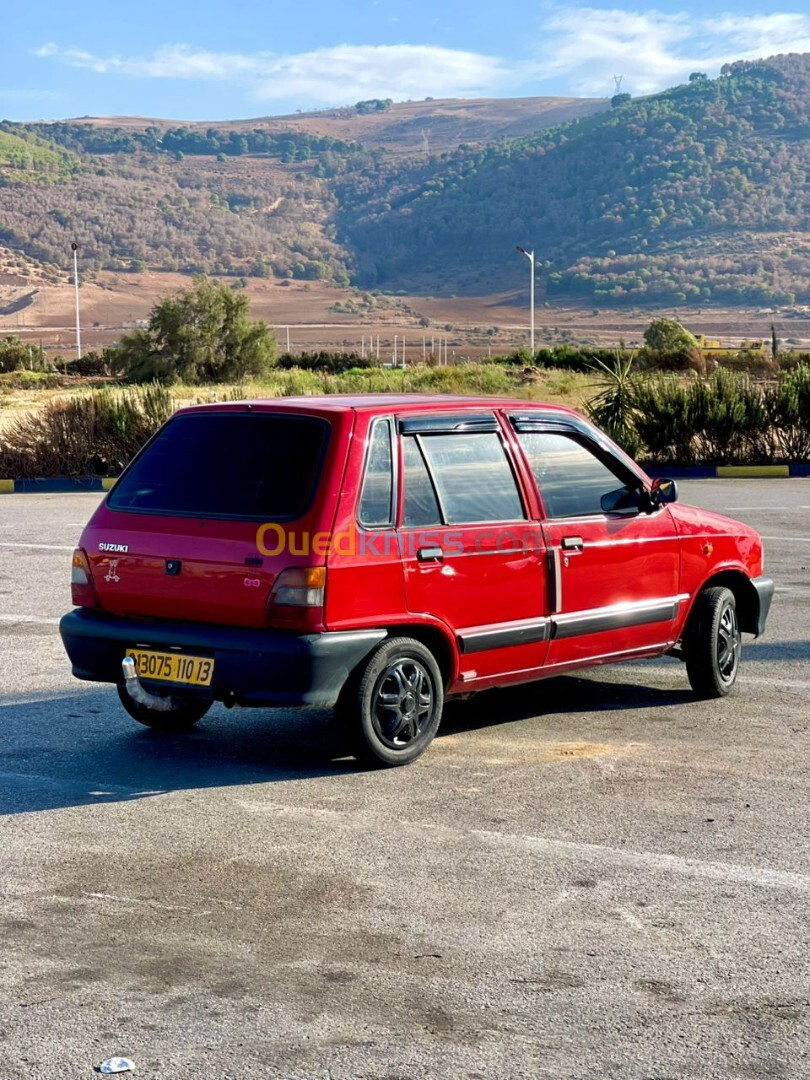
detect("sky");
top-left (3, 1), bottom-right (810, 121)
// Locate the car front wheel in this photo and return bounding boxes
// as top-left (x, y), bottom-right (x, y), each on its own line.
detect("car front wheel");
top-left (339, 637), bottom-right (444, 768)
top-left (685, 586), bottom-right (741, 698)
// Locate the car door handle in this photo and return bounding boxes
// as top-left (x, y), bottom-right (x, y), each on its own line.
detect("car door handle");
top-left (417, 546), bottom-right (444, 563)
top-left (561, 536), bottom-right (584, 552)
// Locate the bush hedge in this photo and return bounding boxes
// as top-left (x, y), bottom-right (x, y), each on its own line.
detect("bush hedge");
top-left (593, 364), bottom-right (810, 465)
top-left (2, 363), bottom-right (809, 479)
top-left (0, 386), bottom-right (173, 478)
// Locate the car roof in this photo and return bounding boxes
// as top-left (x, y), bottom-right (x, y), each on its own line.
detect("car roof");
top-left (176, 394), bottom-right (579, 418)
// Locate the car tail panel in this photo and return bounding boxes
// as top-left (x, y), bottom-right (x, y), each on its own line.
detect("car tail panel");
top-left (79, 406), bottom-right (351, 629)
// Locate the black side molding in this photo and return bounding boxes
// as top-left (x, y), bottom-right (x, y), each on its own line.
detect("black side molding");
top-left (459, 620), bottom-right (551, 654)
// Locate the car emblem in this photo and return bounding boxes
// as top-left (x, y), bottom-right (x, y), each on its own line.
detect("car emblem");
top-left (105, 560), bottom-right (121, 583)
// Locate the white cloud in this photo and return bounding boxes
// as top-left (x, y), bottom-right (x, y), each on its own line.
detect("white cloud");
top-left (252, 45), bottom-right (509, 104)
top-left (529, 8), bottom-right (810, 95)
top-left (34, 42), bottom-right (511, 105)
top-left (34, 10), bottom-right (810, 106)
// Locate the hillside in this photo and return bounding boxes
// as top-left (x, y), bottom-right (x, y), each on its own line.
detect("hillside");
top-left (62, 96), bottom-right (607, 156)
top-left (0, 59), bottom-right (808, 307)
top-left (346, 55), bottom-right (810, 304)
top-left (0, 95), bottom-right (604, 287)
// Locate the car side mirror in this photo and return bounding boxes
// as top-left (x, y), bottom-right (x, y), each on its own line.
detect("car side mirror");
top-left (600, 486), bottom-right (644, 513)
top-left (649, 477), bottom-right (678, 507)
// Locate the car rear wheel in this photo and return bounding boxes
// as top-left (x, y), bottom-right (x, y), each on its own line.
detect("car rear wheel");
top-left (685, 586), bottom-right (741, 698)
top-left (116, 684), bottom-right (212, 730)
top-left (338, 637), bottom-right (444, 768)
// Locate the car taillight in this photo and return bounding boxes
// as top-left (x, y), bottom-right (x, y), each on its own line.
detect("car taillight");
top-left (71, 548), bottom-right (99, 608)
top-left (266, 566), bottom-right (326, 629)
top-left (271, 566), bottom-right (326, 607)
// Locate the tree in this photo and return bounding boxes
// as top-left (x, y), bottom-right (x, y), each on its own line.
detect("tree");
top-left (643, 318), bottom-right (698, 354)
top-left (689, 72), bottom-right (708, 82)
top-left (0, 336), bottom-right (47, 373)
top-left (114, 276), bottom-right (278, 383)
top-left (611, 93), bottom-right (632, 107)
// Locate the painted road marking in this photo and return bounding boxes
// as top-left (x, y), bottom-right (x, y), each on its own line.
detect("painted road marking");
top-left (0, 614), bottom-right (60, 625)
top-left (761, 536), bottom-right (810, 543)
top-left (238, 802), bottom-right (810, 896)
top-left (0, 542), bottom-right (74, 551)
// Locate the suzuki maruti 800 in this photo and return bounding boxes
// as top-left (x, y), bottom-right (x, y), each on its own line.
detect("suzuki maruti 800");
top-left (61, 396), bottom-right (773, 766)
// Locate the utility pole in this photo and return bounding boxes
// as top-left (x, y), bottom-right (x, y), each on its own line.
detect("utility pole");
top-left (401, 335), bottom-right (406, 370)
top-left (515, 246), bottom-right (535, 355)
top-left (286, 326), bottom-right (291, 353)
top-left (71, 242), bottom-right (81, 360)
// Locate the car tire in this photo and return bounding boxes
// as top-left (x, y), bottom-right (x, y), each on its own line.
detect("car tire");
top-left (338, 637), bottom-right (444, 768)
top-left (685, 586), bottom-right (741, 698)
top-left (116, 684), bottom-right (212, 731)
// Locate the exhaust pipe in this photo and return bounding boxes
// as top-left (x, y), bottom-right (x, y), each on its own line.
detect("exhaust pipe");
top-left (121, 656), bottom-right (176, 712)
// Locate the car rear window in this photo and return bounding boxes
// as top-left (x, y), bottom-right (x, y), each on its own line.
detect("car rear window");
top-left (108, 412), bottom-right (330, 519)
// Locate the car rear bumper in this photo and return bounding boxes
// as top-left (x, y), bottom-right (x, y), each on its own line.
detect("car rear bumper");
top-left (60, 609), bottom-right (386, 708)
top-left (752, 575), bottom-right (774, 637)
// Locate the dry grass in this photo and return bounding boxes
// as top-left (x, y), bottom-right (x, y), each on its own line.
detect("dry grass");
top-left (0, 364), bottom-right (593, 434)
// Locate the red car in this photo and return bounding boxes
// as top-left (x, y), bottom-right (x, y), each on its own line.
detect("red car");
top-left (61, 396), bottom-right (773, 767)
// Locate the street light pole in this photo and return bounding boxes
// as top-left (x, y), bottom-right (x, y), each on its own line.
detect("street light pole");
top-left (515, 246), bottom-right (535, 355)
top-left (71, 242), bottom-right (81, 360)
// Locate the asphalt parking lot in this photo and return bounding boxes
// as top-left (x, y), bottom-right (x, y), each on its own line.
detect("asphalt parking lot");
top-left (0, 480), bottom-right (808, 1079)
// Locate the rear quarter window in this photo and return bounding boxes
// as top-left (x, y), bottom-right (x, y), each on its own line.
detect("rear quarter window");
top-left (108, 412), bottom-right (330, 519)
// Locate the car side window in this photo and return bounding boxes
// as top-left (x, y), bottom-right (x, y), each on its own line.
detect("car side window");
top-left (402, 436), bottom-right (442, 527)
top-left (518, 432), bottom-right (628, 518)
top-left (358, 419), bottom-right (394, 527)
top-left (419, 433), bottom-right (525, 524)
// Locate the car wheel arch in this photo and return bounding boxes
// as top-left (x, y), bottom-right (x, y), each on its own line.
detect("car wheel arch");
top-left (379, 623), bottom-right (456, 688)
top-left (689, 569), bottom-right (760, 636)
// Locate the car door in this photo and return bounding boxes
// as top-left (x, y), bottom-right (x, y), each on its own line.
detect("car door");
top-left (512, 418), bottom-right (683, 670)
top-left (397, 413), bottom-right (550, 687)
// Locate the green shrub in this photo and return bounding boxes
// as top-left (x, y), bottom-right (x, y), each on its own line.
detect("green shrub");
top-left (631, 377), bottom-right (695, 463)
top-left (0, 370), bottom-right (68, 392)
top-left (0, 337), bottom-right (48, 374)
top-left (627, 364), bottom-right (810, 464)
top-left (64, 350), bottom-right (113, 376)
top-left (277, 351), bottom-right (376, 374)
top-left (114, 276), bottom-right (277, 384)
top-left (764, 364), bottom-right (810, 460)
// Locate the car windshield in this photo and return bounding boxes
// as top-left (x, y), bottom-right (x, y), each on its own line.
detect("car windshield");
top-left (108, 411), bottom-right (330, 519)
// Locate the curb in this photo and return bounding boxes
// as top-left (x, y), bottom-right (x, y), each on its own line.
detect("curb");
top-left (645, 465), bottom-right (810, 479)
top-left (0, 477), bottom-right (117, 494)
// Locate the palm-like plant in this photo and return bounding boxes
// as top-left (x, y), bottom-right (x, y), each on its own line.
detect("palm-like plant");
top-left (585, 350), bottom-right (642, 457)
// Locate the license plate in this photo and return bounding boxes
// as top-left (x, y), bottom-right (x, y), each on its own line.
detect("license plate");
top-left (126, 648), bottom-right (214, 687)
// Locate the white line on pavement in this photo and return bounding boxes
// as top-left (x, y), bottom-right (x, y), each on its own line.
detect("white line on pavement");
top-left (238, 802), bottom-right (810, 896)
top-left (0, 614), bottom-right (60, 625)
top-left (0, 542), bottom-right (74, 551)
top-left (761, 536), bottom-right (810, 543)
top-left (743, 676), bottom-right (810, 690)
